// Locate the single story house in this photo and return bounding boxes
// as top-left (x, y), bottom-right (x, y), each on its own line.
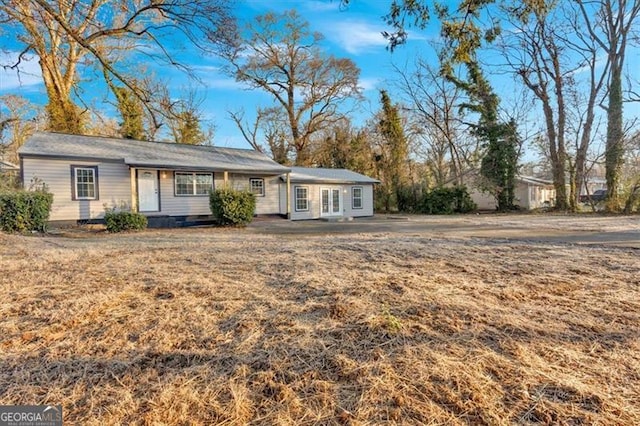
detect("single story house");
top-left (284, 167), bottom-right (378, 220)
top-left (18, 132), bottom-right (377, 224)
top-left (448, 170), bottom-right (556, 210)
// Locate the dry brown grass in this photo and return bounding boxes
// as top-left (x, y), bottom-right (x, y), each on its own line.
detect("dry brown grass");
top-left (1, 222), bottom-right (639, 425)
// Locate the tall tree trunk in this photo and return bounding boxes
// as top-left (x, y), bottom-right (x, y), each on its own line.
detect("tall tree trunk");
top-left (605, 61), bottom-right (624, 211)
top-left (540, 99), bottom-right (568, 210)
top-left (574, 105), bottom-right (596, 212)
top-left (552, 47), bottom-right (568, 210)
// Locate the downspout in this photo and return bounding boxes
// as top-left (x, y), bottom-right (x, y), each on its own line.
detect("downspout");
top-left (19, 156), bottom-right (24, 189)
top-left (286, 172), bottom-right (291, 219)
top-left (130, 167), bottom-right (138, 212)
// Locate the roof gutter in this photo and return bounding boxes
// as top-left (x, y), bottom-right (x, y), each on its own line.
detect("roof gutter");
top-left (125, 161), bottom-right (291, 175)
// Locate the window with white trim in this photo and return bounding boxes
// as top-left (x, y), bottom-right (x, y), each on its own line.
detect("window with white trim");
top-left (71, 166), bottom-right (98, 200)
top-left (175, 172), bottom-right (213, 196)
top-left (352, 186), bottom-right (363, 209)
top-left (295, 186), bottom-right (309, 211)
top-left (249, 178), bottom-right (265, 196)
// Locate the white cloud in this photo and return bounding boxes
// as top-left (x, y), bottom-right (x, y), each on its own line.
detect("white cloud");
top-left (204, 76), bottom-right (246, 90)
top-left (0, 51), bottom-right (43, 91)
top-left (304, 1), bottom-right (341, 12)
top-left (192, 64), bottom-right (222, 73)
top-left (359, 77), bottom-right (381, 91)
top-left (327, 20), bottom-right (388, 55)
top-left (569, 56), bottom-right (608, 76)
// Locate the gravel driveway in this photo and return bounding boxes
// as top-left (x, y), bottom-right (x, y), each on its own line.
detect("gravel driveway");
top-left (250, 213), bottom-right (640, 248)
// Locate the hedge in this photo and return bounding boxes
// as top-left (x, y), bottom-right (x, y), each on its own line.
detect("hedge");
top-left (419, 186), bottom-right (477, 215)
top-left (104, 210), bottom-right (148, 232)
top-left (0, 190), bottom-right (54, 233)
top-left (209, 188), bottom-right (256, 226)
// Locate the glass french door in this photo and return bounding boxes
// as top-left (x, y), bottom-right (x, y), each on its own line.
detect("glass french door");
top-left (321, 187), bottom-right (342, 217)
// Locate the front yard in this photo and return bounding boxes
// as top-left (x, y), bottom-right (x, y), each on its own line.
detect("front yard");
top-left (1, 217), bottom-right (639, 424)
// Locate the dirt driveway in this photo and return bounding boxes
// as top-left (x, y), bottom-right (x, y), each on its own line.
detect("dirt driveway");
top-left (250, 214), bottom-right (640, 248)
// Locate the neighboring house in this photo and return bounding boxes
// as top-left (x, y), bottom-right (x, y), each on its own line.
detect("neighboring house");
top-left (0, 159), bottom-right (19, 176)
top-left (449, 170), bottom-right (556, 210)
top-left (18, 132), bottom-right (378, 224)
top-left (581, 177), bottom-right (607, 196)
top-left (512, 175), bottom-right (556, 210)
top-left (284, 167), bottom-right (378, 220)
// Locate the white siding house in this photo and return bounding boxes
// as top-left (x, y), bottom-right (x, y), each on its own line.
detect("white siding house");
top-left (19, 133), bottom-right (289, 224)
top-left (281, 167), bottom-right (378, 220)
top-left (21, 157), bottom-right (132, 221)
top-left (450, 170), bottom-right (556, 211)
top-left (18, 133), bottom-right (379, 225)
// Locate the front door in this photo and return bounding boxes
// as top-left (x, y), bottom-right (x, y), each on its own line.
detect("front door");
top-left (138, 170), bottom-right (159, 212)
top-left (320, 187), bottom-right (342, 217)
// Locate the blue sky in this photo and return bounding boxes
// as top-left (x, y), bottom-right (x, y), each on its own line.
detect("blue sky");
top-left (0, 1), bottom-right (438, 147)
top-left (199, 0), bottom-right (437, 148)
top-left (1, 0), bottom-right (638, 158)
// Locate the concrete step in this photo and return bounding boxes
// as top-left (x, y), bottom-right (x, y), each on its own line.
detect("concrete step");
top-left (320, 216), bottom-right (354, 222)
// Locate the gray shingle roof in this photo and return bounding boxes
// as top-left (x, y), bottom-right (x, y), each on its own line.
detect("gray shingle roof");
top-left (445, 169), bottom-right (555, 188)
top-left (19, 132), bottom-right (290, 174)
top-left (518, 175), bottom-right (554, 187)
top-left (286, 167), bottom-right (379, 184)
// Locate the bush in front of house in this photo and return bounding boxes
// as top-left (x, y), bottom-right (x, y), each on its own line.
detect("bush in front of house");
top-left (104, 210), bottom-right (148, 232)
top-left (419, 185), bottom-right (477, 215)
top-left (0, 189), bottom-right (54, 233)
top-left (209, 188), bottom-right (256, 226)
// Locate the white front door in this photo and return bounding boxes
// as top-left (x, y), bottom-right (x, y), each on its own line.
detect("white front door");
top-left (138, 170), bottom-right (159, 212)
top-left (320, 187), bottom-right (342, 217)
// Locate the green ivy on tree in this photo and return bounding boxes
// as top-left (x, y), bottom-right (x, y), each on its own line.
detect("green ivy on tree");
top-left (376, 90), bottom-right (409, 212)
top-left (113, 86), bottom-right (145, 140)
top-left (452, 62), bottom-right (519, 211)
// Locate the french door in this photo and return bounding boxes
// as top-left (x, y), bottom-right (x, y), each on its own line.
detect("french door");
top-left (320, 187), bottom-right (342, 217)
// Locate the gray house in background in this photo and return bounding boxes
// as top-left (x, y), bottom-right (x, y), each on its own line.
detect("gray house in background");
top-left (446, 169), bottom-right (556, 211)
top-left (18, 132), bottom-right (377, 224)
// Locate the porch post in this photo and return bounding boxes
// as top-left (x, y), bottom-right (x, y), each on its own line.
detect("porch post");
top-left (286, 172), bottom-right (291, 219)
top-left (130, 167), bottom-right (138, 212)
top-left (223, 170), bottom-right (229, 187)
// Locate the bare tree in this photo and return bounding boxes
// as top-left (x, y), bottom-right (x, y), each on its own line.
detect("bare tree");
top-left (498, 2), bottom-right (610, 211)
top-left (229, 108), bottom-right (291, 164)
top-left (220, 10), bottom-right (362, 165)
top-left (577, 0), bottom-right (640, 211)
top-left (0, 95), bottom-right (43, 163)
top-left (393, 60), bottom-right (474, 186)
top-left (0, 0), bottom-right (233, 134)
top-left (563, 5), bottom-right (609, 211)
top-left (497, 2), bottom-right (576, 210)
